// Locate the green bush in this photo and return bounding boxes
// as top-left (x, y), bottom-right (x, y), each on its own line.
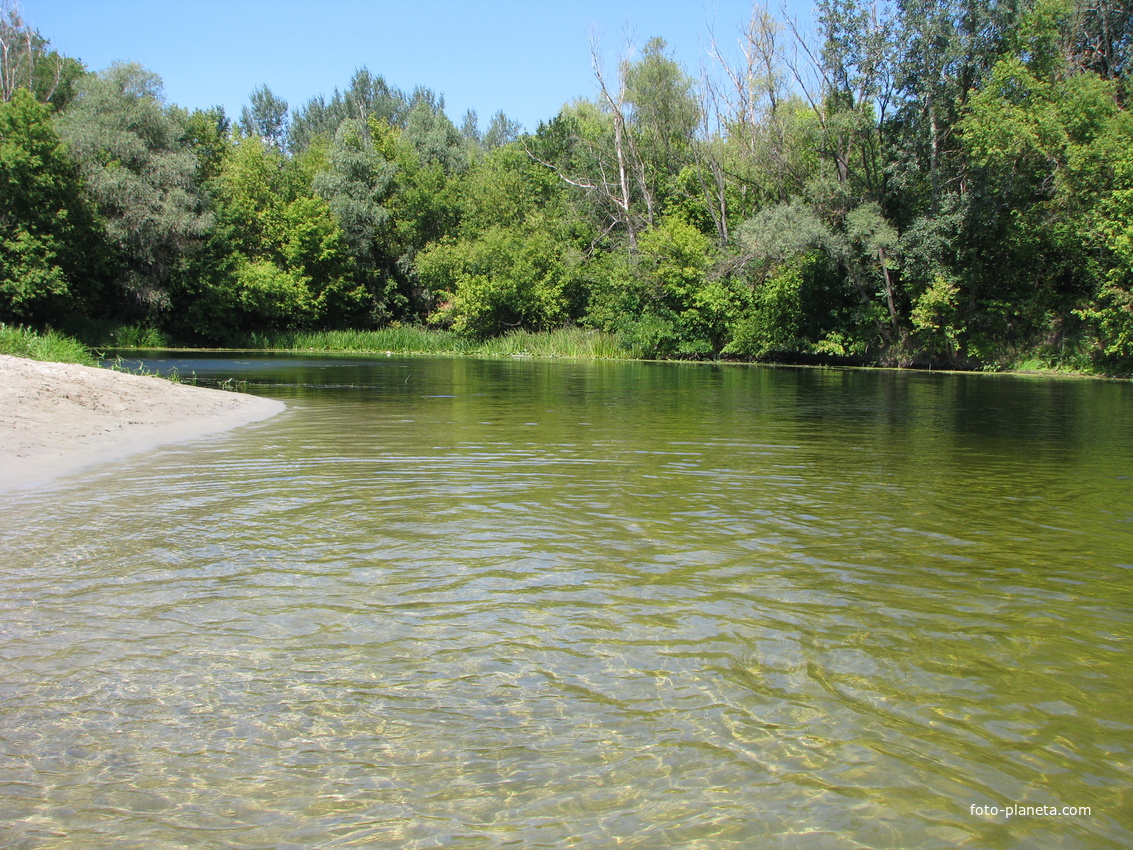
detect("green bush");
top-left (725, 256), bottom-right (810, 358)
top-left (418, 227), bottom-right (574, 339)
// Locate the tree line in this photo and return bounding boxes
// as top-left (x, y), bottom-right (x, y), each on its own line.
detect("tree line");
top-left (1, 0), bottom-right (1131, 371)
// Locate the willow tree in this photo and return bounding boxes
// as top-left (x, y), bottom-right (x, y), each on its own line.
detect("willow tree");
top-left (55, 63), bottom-right (213, 319)
top-left (313, 118), bottom-right (400, 321)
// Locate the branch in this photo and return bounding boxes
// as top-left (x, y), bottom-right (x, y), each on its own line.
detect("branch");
top-left (521, 139), bottom-right (599, 192)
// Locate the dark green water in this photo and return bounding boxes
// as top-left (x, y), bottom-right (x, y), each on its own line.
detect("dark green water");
top-left (2, 354), bottom-right (1131, 848)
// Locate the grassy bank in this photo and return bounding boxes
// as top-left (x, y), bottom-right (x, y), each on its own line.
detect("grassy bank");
top-left (7, 323), bottom-right (637, 366)
top-left (11, 321), bottom-right (1125, 378)
top-left (0, 325), bottom-right (96, 366)
top-left (240, 326), bottom-right (469, 355)
top-left (224, 327), bottom-right (1118, 375)
top-left (225, 326), bottom-right (642, 360)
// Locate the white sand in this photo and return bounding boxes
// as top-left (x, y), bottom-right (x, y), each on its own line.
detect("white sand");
top-left (0, 354), bottom-right (285, 493)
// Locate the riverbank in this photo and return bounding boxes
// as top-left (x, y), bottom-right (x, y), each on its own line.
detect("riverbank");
top-left (93, 325), bottom-right (1126, 378)
top-left (0, 354), bottom-right (285, 493)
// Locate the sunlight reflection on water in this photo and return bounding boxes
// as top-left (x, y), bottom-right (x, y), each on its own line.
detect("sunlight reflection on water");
top-left (1, 356), bottom-right (1131, 848)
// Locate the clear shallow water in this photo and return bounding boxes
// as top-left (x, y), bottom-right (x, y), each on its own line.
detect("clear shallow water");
top-left (1, 354), bottom-right (1131, 848)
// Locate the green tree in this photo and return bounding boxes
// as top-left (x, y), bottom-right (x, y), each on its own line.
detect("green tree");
top-left (312, 118), bottom-right (400, 320)
top-left (726, 255), bottom-right (814, 357)
top-left (561, 36), bottom-right (701, 243)
top-left (732, 199), bottom-right (856, 356)
top-left (808, 0), bottom-right (897, 203)
top-left (209, 135), bottom-right (362, 332)
top-left (1072, 108), bottom-right (1133, 366)
top-left (238, 84), bottom-right (288, 151)
top-left (483, 110), bottom-right (522, 150)
top-left (587, 215), bottom-right (740, 357)
top-left (55, 62), bottom-right (212, 320)
top-left (0, 89), bottom-right (102, 322)
top-left (418, 226), bottom-right (576, 338)
top-left (381, 100), bottom-right (469, 314)
top-left (527, 102), bottom-right (640, 246)
top-left (314, 119), bottom-right (396, 257)
top-left (417, 140), bottom-right (590, 336)
top-left (289, 67), bottom-right (409, 154)
top-left (957, 0), bottom-right (1133, 361)
top-left (401, 91), bottom-right (469, 174)
top-left (624, 36), bottom-right (700, 209)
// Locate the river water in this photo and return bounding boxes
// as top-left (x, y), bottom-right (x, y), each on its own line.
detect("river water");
top-left (1, 354), bottom-right (1131, 848)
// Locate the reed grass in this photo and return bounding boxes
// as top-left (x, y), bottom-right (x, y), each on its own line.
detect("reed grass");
top-left (241, 326), bottom-right (471, 354)
top-left (103, 325), bottom-right (171, 349)
top-left (470, 327), bottom-right (637, 359)
top-left (64, 319), bottom-right (171, 350)
top-left (239, 326), bottom-right (636, 360)
top-left (0, 325), bottom-right (95, 365)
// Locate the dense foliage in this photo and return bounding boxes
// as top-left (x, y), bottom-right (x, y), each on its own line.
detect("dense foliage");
top-left (1, 0), bottom-right (1131, 371)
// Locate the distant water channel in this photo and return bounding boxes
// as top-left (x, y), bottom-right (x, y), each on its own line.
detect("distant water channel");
top-left (2, 353), bottom-right (1131, 848)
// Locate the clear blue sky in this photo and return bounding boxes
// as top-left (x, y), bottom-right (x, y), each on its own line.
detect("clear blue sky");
top-left (22, 0), bottom-right (814, 133)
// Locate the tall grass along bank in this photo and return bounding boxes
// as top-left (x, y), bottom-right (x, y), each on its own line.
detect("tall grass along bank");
top-left (0, 325), bottom-right (95, 366)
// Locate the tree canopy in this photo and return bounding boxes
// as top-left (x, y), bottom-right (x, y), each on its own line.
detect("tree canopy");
top-left (2, 0), bottom-right (1132, 373)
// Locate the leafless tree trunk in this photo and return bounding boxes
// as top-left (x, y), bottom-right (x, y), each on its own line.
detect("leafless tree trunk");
top-left (591, 35), bottom-right (655, 242)
top-left (1, 0), bottom-right (62, 103)
top-left (526, 34), bottom-right (655, 249)
top-left (697, 2), bottom-right (798, 238)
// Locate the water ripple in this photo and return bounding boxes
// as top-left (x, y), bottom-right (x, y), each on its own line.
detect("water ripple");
top-left (2, 358), bottom-right (1132, 848)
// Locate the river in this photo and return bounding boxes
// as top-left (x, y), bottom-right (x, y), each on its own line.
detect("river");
top-left (1, 354), bottom-right (1130, 848)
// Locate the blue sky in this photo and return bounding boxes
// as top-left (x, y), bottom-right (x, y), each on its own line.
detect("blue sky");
top-left (22, 0), bottom-right (814, 133)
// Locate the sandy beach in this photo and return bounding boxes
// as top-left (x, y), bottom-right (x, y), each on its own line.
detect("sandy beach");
top-left (0, 354), bottom-right (285, 493)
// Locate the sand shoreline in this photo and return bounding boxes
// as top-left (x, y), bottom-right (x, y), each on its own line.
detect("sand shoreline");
top-left (0, 354), bottom-right (285, 493)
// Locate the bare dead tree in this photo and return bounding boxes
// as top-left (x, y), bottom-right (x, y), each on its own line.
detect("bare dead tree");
top-left (591, 35), bottom-right (640, 245)
top-left (779, 0), bottom-right (895, 202)
top-left (690, 80), bottom-right (731, 247)
top-left (708, 5), bottom-right (786, 135)
top-left (0, 0), bottom-right (63, 103)
top-left (523, 31), bottom-right (660, 250)
top-left (699, 2), bottom-right (810, 223)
